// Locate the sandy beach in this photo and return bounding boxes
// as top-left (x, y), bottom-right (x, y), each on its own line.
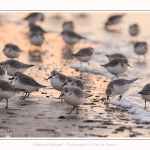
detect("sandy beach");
top-left (0, 12), bottom-right (150, 137)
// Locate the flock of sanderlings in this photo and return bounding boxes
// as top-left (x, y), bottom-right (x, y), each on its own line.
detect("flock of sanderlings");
top-left (0, 13), bottom-right (149, 114)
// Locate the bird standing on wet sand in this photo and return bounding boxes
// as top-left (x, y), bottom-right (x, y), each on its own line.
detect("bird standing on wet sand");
top-left (106, 78), bottom-right (138, 101)
top-left (28, 23), bottom-right (47, 36)
top-left (133, 42), bottom-right (148, 61)
top-left (29, 32), bottom-right (45, 52)
top-left (3, 44), bottom-right (23, 59)
top-left (105, 53), bottom-right (128, 62)
top-left (101, 59), bottom-right (131, 78)
top-left (72, 47), bottom-right (94, 67)
top-left (0, 80), bottom-right (25, 109)
top-left (60, 86), bottom-right (91, 114)
top-left (46, 70), bottom-right (67, 92)
top-left (0, 60), bottom-right (34, 82)
top-left (14, 72), bottom-right (46, 99)
top-left (62, 76), bottom-right (85, 90)
top-left (60, 31), bottom-right (86, 48)
top-left (138, 84), bottom-right (150, 110)
top-left (62, 21), bottom-right (74, 32)
top-left (24, 13), bottom-right (44, 24)
top-left (105, 14), bottom-right (125, 29)
top-left (129, 24), bottom-right (140, 37)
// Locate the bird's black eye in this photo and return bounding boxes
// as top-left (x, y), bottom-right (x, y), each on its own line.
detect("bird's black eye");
top-left (69, 79), bottom-right (72, 82)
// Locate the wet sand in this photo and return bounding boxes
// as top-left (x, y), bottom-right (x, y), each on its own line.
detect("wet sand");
top-left (0, 12), bottom-right (150, 137)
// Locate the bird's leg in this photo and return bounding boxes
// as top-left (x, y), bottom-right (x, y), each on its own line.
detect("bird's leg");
top-left (74, 106), bottom-right (78, 114)
top-left (112, 74), bottom-right (119, 78)
top-left (145, 100), bottom-right (147, 110)
top-left (22, 93), bottom-right (28, 99)
top-left (67, 106), bottom-right (76, 114)
top-left (5, 99), bottom-right (8, 109)
top-left (87, 62), bottom-right (90, 66)
top-left (119, 95), bottom-right (123, 101)
top-left (26, 93), bottom-right (30, 98)
top-left (56, 92), bottom-right (63, 99)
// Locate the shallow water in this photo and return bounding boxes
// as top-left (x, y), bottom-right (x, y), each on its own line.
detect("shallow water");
top-left (0, 12), bottom-right (150, 137)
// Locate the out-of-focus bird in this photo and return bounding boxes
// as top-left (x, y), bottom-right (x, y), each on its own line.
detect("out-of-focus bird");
top-left (62, 21), bottom-right (74, 32)
top-left (134, 42), bottom-right (148, 61)
top-left (129, 24), bottom-right (140, 37)
top-left (24, 13), bottom-right (44, 24)
top-left (3, 43), bottom-right (23, 59)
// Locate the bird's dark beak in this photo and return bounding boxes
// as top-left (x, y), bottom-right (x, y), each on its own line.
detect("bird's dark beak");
top-left (107, 96), bottom-right (109, 100)
top-left (46, 76), bottom-right (52, 80)
top-left (3, 49), bottom-right (5, 51)
top-left (62, 82), bottom-right (67, 87)
top-left (127, 64), bottom-right (132, 68)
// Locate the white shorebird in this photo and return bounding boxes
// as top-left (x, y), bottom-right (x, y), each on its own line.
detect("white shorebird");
top-left (0, 60), bottom-right (34, 82)
top-left (62, 76), bottom-right (85, 90)
top-left (62, 21), bottom-right (74, 32)
top-left (101, 59), bottom-right (131, 77)
top-left (72, 47), bottom-right (94, 67)
top-left (133, 42), bottom-right (148, 61)
top-left (129, 23), bottom-right (140, 37)
top-left (28, 23), bottom-right (47, 36)
top-left (24, 13), bottom-right (44, 24)
top-left (105, 14), bottom-right (125, 29)
top-left (60, 86), bottom-right (92, 114)
top-left (138, 84), bottom-right (150, 110)
top-left (47, 70), bottom-right (67, 91)
top-left (3, 44), bottom-right (23, 59)
top-left (60, 31), bottom-right (86, 46)
top-left (106, 78), bottom-right (138, 100)
top-left (14, 72), bottom-right (46, 99)
top-left (105, 53), bottom-right (128, 62)
top-left (29, 32), bottom-right (45, 51)
top-left (0, 80), bottom-right (25, 109)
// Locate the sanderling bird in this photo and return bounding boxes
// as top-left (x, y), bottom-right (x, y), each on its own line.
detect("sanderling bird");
top-left (29, 32), bottom-right (45, 51)
top-left (62, 76), bottom-right (85, 90)
top-left (101, 59), bottom-right (131, 77)
top-left (28, 23), bottom-right (47, 36)
top-left (63, 21), bottom-right (74, 32)
top-left (24, 13), bottom-right (44, 24)
top-left (105, 14), bottom-right (124, 28)
top-left (105, 53), bottom-right (128, 62)
top-left (3, 44), bottom-right (23, 59)
top-left (47, 70), bottom-right (67, 91)
top-left (0, 65), bottom-right (7, 80)
top-left (138, 84), bottom-right (150, 110)
top-left (129, 24), bottom-right (140, 37)
top-left (60, 31), bottom-right (86, 46)
top-left (106, 78), bottom-right (138, 100)
top-left (60, 86), bottom-right (92, 114)
top-left (0, 60), bottom-right (34, 80)
top-left (0, 80), bottom-right (25, 109)
top-left (134, 42), bottom-right (148, 61)
top-left (72, 47), bottom-right (94, 66)
top-left (14, 72), bottom-right (46, 99)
